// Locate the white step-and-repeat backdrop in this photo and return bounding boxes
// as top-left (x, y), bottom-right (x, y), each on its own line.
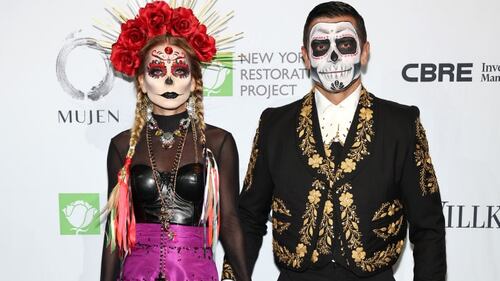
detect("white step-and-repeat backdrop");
top-left (1, 0), bottom-right (499, 280)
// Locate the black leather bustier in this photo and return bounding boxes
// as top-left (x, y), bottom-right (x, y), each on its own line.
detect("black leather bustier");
top-left (130, 163), bottom-right (205, 225)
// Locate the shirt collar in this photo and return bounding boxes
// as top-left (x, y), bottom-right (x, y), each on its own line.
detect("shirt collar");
top-left (314, 84), bottom-right (362, 115)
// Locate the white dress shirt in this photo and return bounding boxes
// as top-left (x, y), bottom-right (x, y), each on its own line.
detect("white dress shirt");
top-left (315, 84), bottom-right (361, 146)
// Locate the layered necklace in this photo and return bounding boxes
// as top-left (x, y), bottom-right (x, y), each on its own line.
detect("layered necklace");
top-left (148, 116), bottom-right (190, 149)
top-left (146, 110), bottom-right (199, 281)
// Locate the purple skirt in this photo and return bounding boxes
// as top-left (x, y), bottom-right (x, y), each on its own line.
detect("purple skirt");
top-left (121, 223), bottom-right (217, 281)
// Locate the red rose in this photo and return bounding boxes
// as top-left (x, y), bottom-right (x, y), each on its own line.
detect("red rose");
top-left (138, 1), bottom-right (173, 37)
top-left (110, 43), bottom-right (141, 76)
top-left (117, 18), bottom-right (148, 51)
top-left (170, 7), bottom-right (199, 39)
top-left (190, 25), bottom-right (216, 62)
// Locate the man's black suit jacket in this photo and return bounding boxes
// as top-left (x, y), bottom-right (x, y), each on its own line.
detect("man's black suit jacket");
top-left (222, 88), bottom-right (446, 281)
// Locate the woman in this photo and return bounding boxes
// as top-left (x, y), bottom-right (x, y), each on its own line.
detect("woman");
top-left (98, 2), bottom-right (249, 280)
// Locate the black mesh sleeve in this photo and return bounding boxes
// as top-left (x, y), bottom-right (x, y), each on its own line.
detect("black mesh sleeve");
top-left (100, 139), bottom-right (123, 281)
top-left (217, 133), bottom-right (251, 281)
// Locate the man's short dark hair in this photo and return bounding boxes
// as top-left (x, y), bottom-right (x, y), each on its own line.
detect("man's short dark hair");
top-left (303, 1), bottom-right (367, 49)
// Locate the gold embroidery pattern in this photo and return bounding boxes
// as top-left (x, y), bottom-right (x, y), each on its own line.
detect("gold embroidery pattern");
top-left (344, 99), bottom-right (374, 168)
top-left (273, 218), bottom-right (291, 234)
top-left (415, 118), bottom-right (439, 196)
top-left (273, 240), bottom-right (307, 268)
top-left (222, 259), bottom-right (235, 280)
top-left (373, 216), bottom-right (404, 240)
top-left (372, 200), bottom-right (403, 221)
top-left (355, 240), bottom-right (405, 272)
top-left (337, 183), bottom-right (362, 249)
top-left (294, 89), bottom-right (380, 271)
top-left (297, 88), bottom-right (374, 186)
top-left (272, 197), bottom-right (292, 217)
top-left (337, 184), bottom-right (404, 272)
top-left (311, 250), bottom-right (319, 263)
top-left (244, 123), bottom-right (260, 191)
top-left (316, 195), bottom-right (334, 255)
top-left (299, 180), bottom-right (324, 246)
top-left (297, 95), bottom-right (335, 183)
top-left (272, 180), bottom-right (325, 268)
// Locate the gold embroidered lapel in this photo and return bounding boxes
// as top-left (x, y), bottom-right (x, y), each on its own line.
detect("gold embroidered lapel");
top-left (297, 87), bottom-right (375, 187)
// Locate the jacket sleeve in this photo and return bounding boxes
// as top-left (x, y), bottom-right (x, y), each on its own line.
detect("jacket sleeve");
top-left (222, 109), bottom-right (275, 279)
top-left (400, 106), bottom-right (446, 281)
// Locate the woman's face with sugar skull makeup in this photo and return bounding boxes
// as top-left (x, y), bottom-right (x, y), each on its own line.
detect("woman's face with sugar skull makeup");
top-left (308, 21), bottom-right (361, 92)
top-left (138, 42), bottom-right (195, 114)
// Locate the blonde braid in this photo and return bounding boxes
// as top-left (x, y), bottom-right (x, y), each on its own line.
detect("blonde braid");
top-left (128, 88), bottom-right (148, 154)
top-left (109, 88), bottom-right (146, 204)
top-left (104, 88), bottom-right (147, 254)
top-left (193, 78), bottom-right (206, 145)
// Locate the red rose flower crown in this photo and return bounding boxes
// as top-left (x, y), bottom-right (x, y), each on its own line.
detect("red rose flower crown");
top-left (93, 0), bottom-right (242, 76)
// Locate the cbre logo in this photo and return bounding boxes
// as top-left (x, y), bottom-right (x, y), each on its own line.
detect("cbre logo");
top-left (402, 63), bottom-right (473, 82)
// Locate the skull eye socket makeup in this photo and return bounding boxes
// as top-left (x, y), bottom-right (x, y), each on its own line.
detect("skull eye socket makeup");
top-left (335, 37), bottom-right (358, 55)
top-left (311, 39), bottom-right (331, 57)
top-left (147, 60), bottom-right (167, 78)
top-left (171, 61), bottom-right (190, 78)
top-left (308, 22), bottom-right (362, 92)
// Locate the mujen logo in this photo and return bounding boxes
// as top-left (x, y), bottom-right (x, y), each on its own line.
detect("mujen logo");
top-left (202, 52), bottom-right (233, 97)
top-left (56, 31), bottom-right (114, 101)
top-left (59, 193), bottom-right (100, 235)
top-left (402, 63), bottom-right (473, 82)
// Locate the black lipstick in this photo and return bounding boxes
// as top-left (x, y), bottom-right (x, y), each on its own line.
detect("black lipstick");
top-left (161, 92), bottom-right (179, 99)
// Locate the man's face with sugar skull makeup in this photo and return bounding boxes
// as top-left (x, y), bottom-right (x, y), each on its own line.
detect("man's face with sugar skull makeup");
top-left (308, 21), bottom-right (362, 92)
top-left (138, 42), bottom-right (195, 114)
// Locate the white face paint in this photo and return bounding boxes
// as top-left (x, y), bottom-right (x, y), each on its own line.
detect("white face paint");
top-left (140, 43), bottom-right (194, 113)
top-left (308, 22), bottom-right (361, 92)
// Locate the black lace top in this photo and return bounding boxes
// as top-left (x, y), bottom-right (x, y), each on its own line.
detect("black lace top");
top-left (100, 111), bottom-right (250, 281)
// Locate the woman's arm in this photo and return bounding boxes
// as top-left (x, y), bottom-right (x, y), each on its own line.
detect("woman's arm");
top-left (217, 132), bottom-right (251, 281)
top-left (100, 140), bottom-right (122, 281)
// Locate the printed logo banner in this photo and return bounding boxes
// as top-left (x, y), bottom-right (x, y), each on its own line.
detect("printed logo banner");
top-left (59, 193), bottom-right (101, 235)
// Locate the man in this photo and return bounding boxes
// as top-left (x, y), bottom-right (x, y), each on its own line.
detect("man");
top-left (223, 2), bottom-right (446, 281)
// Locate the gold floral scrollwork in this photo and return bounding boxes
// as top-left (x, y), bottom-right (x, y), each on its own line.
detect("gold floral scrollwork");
top-left (273, 218), bottom-right (291, 234)
top-left (414, 118), bottom-right (439, 196)
top-left (297, 93), bottom-right (337, 184)
top-left (372, 200), bottom-right (403, 221)
top-left (272, 197), bottom-right (292, 217)
top-left (372, 200), bottom-right (404, 240)
top-left (352, 247), bottom-right (366, 262)
top-left (344, 99), bottom-right (374, 171)
top-left (372, 216), bottom-right (404, 240)
top-left (299, 180), bottom-right (324, 246)
top-left (297, 88), bottom-right (374, 187)
top-left (338, 184), bottom-right (404, 272)
top-left (244, 122), bottom-right (260, 191)
top-left (273, 240), bottom-right (307, 268)
top-left (315, 195), bottom-right (334, 256)
top-left (295, 89), bottom-right (381, 271)
top-left (273, 179), bottom-right (327, 268)
top-left (222, 259), bottom-right (236, 280)
top-left (337, 183), bottom-right (362, 249)
top-left (354, 240), bottom-right (405, 272)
